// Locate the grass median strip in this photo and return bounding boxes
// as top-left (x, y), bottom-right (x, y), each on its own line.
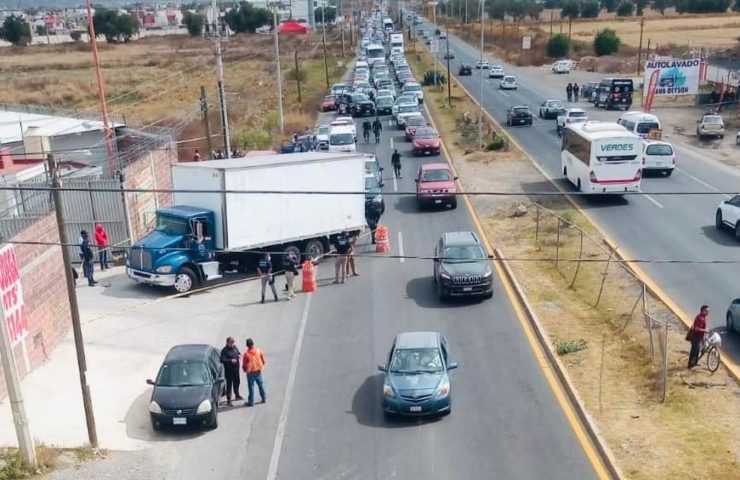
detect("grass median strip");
top-left (410, 43), bottom-right (740, 480)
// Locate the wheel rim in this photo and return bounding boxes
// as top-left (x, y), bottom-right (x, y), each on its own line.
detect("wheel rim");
top-left (707, 347), bottom-right (720, 372)
top-left (306, 242), bottom-right (323, 261)
top-left (174, 273), bottom-right (193, 293)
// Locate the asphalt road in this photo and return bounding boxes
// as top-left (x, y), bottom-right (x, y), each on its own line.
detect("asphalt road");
top-left (420, 20), bottom-right (740, 360)
top-left (260, 71), bottom-right (604, 478)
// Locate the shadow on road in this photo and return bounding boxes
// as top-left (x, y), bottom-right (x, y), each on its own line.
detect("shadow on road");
top-left (405, 276), bottom-right (484, 309)
top-left (350, 374), bottom-right (439, 429)
top-left (124, 389), bottom-right (206, 442)
top-left (700, 225), bottom-right (740, 247)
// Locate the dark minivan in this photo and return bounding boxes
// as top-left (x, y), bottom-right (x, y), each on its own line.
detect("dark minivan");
top-left (147, 344), bottom-right (224, 431)
top-left (594, 78), bottom-right (633, 110)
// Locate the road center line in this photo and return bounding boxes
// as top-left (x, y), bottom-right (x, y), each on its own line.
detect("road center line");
top-left (498, 90), bottom-right (509, 97)
top-left (643, 193), bottom-right (664, 209)
top-left (266, 294), bottom-right (312, 480)
top-left (398, 231), bottom-right (405, 263)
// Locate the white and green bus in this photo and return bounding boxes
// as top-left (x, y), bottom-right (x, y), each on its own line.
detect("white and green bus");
top-left (561, 122), bottom-right (642, 194)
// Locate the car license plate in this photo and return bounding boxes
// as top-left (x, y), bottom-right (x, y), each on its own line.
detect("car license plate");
top-left (434, 199), bottom-right (442, 204)
top-left (409, 406), bottom-right (422, 412)
top-left (463, 287), bottom-right (473, 292)
top-left (173, 417), bottom-right (187, 425)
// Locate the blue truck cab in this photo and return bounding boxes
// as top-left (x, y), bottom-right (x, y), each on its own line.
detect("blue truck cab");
top-left (126, 206), bottom-right (223, 293)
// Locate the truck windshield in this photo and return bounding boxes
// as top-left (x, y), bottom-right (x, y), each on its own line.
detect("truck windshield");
top-left (156, 215), bottom-right (188, 235)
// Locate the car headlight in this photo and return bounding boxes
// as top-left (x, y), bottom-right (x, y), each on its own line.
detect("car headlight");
top-left (156, 265), bottom-right (173, 274)
top-left (436, 380), bottom-right (450, 397)
top-left (149, 401), bottom-right (162, 414)
top-left (372, 195), bottom-right (383, 203)
top-left (440, 270), bottom-right (451, 280)
top-left (483, 267), bottom-right (493, 278)
top-left (383, 383), bottom-right (395, 398)
top-left (196, 399), bottom-right (212, 414)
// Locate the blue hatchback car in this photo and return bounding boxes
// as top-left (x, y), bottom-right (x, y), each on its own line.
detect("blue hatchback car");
top-left (378, 331), bottom-right (458, 417)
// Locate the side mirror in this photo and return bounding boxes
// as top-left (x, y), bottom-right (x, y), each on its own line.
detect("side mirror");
top-left (377, 364), bottom-right (387, 372)
top-left (414, 178), bottom-right (419, 182)
top-left (448, 362), bottom-right (458, 370)
top-left (379, 183), bottom-right (384, 188)
top-left (454, 176), bottom-right (459, 180)
top-left (146, 379), bottom-right (155, 386)
top-left (379, 167), bottom-right (384, 171)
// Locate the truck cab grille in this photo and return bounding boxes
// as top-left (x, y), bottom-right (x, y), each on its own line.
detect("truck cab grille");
top-left (129, 247), bottom-right (152, 270)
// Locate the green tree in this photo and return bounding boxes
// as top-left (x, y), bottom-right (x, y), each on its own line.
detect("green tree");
top-left (651, 0), bottom-right (671, 14)
top-left (93, 8), bottom-right (139, 43)
top-left (183, 11), bottom-right (204, 36)
top-left (635, 0), bottom-right (648, 14)
top-left (70, 30), bottom-right (82, 42)
top-left (734, 0), bottom-right (740, 10)
top-left (315, 7), bottom-right (336, 24)
top-left (676, 0), bottom-right (729, 12)
top-left (525, 0), bottom-right (544, 19)
top-left (593, 28), bottom-right (621, 55)
top-left (225, 2), bottom-right (272, 34)
top-left (601, 0), bottom-right (620, 12)
top-left (581, 0), bottom-right (601, 17)
top-left (0, 15), bottom-right (32, 46)
top-left (617, 0), bottom-right (636, 15)
top-left (487, 0), bottom-right (508, 20)
top-left (560, 0), bottom-right (581, 18)
top-left (544, 0), bottom-right (561, 7)
top-left (547, 33), bottom-right (571, 57)
top-left (36, 25), bottom-right (47, 36)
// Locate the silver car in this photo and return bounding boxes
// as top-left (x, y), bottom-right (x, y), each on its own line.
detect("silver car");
top-left (727, 299), bottom-right (740, 334)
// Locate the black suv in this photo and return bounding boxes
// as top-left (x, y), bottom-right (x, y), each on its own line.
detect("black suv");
top-left (458, 64), bottom-right (472, 76)
top-left (506, 106), bottom-right (533, 126)
top-left (433, 231), bottom-right (493, 300)
top-left (349, 94), bottom-right (376, 117)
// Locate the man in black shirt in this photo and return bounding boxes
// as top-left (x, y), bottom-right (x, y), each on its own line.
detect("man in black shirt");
top-left (366, 205), bottom-right (382, 244)
top-left (333, 232), bottom-right (351, 284)
top-left (391, 149), bottom-right (402, 179)
top-left (362, 120), bottom-right (372, 143)
top-left (258, 253), bottom-right (278, 303)
top-left (80, 230), bottom-right (97, 286)
top-left (220, 337), bottom-right (242, 405)
top-left (372, 117), bottom-right (383, 144)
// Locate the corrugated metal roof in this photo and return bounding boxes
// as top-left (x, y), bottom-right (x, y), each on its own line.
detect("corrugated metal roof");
top-left (0, 111), bottom-right (124, 144)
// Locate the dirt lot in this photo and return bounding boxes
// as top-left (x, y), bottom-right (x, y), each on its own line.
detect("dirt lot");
top-left (0, 32), bottom-right (346, 159)
top-left (411, 43), bottom-right (740, 480)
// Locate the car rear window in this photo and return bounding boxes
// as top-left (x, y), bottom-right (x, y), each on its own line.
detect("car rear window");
top-left (569, 111), bottom-right (586, 118)
top-left (636, 122), bottom-right (660, 134)
top-left (645, 144), bottom-right (673, 156)
top-left (703, 115), bottom-right (723, 124)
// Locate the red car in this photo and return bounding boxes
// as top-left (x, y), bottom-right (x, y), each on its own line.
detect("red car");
top-left (412, 127), bottom-right (441, 156)
top-left (321, 95), bottom-right (336, 112)
top-left (404, 115), bottom-right (427, 141)
top-left (415, 163), bottom-right (457, 209)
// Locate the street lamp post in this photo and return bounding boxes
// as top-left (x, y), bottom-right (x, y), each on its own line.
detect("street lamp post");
top-left (477, 0), bottom-right (484, 149)
top-left (271, 2), bottom-right (285, 135)
top-left (446, 35), bottom-right (451, 106)
top-left (431, 1), bottom-right (438, 85)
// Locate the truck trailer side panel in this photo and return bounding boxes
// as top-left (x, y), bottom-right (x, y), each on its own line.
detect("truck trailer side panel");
top-left (172, 165), bottom-right (226, 248)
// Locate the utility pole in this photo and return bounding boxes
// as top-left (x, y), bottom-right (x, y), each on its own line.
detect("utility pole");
top-left (211, 0), bottom-right (231, 158)
top-left (294, 50), bottom-right (303, 107)
top-left (199, 86), bottom-right (214, 158)
top-left (321, 4), bottom-right (329, 88)
top-left (272, 3), bottom-right (285, 134)
top-left (465, 0), bottom-right (468, 24)
top-left (549, 10), bottom-right (553, 39)
top-left (85, 0), bottom-right (116, 176)
top-left (47, 154), bottom-right (98, 448)
top-left (446, 34), bottom-right (452, 106)
top-left (568, 15), bottom-right (572, 41)
top-left (432, 1), bottom-right (437, 85)
top-left (0, 276), bottom-right (37, 470)
top-left (340, 0), bottom-right (345, 57)
top-left (478, 0), bottom-right (485, 149)
top-left (637, 17), bottom-right (645, 76)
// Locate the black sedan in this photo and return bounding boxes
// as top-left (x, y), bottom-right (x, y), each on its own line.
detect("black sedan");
top-left (506, 106), bottom-right (534, 126)
top-left (147, 344), bottom-right (225, 431)
top-left (375, 96), bottom-right (393, 115)
top-left (538, 99), bottom-right (565, 120)
top-left (351, 98), bottom-right (376, 117)
top-left (379, 331), bottom-right (457, 418)
top-left (458, 64), bottom-right (472, 76)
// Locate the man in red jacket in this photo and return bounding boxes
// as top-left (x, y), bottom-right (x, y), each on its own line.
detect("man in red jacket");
top-left (94, 223), bottom-right (109, 270)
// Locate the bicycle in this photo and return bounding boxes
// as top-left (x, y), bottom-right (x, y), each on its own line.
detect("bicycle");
top-left (697, 332), bottom-right (721, 372)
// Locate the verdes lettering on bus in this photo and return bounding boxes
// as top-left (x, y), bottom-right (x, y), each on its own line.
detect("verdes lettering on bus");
top-left (600, 144), bottom-right (635, 152)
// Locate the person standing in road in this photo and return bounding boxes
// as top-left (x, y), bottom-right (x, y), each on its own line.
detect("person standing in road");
top-left (242, 338), bottom-right (266, 406)
top-left (333, 232), bottom-right (351, 284)
top-left (372, 117), bottom-right (383, 144)
top-left (391, 149), bottom-right (402, 178)
top-left (258, 253), bottom-right (278, 303)
top-left (220, 337), bottom-right (242, 405)
top-left (345, 232), bottom-right (360, 277)
top-left (573, 83), bottom-right (580, 102)
top-left (363, 119), bottom-right (372, 143)
top-left (283, 250), bottom-right (299, 299)
top-left (687, 305), bottom-right (710, 368)
top-left (94, 223), bottom-right (109, 270)
top-left (366, 204), bottom-right (382, 244)
top-left (566, 83), bottom-right (573, 102)
top-left (80, 230), bottom-right (97, 286)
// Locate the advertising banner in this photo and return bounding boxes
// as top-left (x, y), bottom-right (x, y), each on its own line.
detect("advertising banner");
top-left (644, 69), bottom-right (660, 113)
top-left (643, 58), bottom-right (701, 96)
top-left (0, 244), bottom-right (28, 347)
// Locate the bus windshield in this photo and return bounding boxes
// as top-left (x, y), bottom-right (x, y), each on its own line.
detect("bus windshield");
top-left (366, 45), bottom-right (384, 59)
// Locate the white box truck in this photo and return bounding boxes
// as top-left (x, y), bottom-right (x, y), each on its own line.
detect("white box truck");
top-left (126, 152), bottom-right (368, 293)
top-left (390, 32), bottom-right (404, 55)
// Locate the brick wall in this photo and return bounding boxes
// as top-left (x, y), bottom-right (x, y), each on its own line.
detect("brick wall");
top-left (124, 146), bottom-right (176, 241)
top-left (0, 214), bottom-right (71, 398)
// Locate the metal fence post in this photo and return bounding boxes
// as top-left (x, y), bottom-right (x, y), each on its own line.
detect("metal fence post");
top-left (662, 322), bottom-right (669, 403)
top-left (534, 206), bottom-right (540, 249)
top-left (555, 217), bottom-right (561, 267)
top-left (595, 247), bottom-right (614, 307)
top-left (570, 229), bottom-right (584, 289)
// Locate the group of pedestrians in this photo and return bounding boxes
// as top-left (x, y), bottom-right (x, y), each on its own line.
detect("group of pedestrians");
top-left (362, 117), bottom-right (384, 144)
top-left (220, 337), bottom-right (267, 407)
top-left (566, 83), bottom-right (580, 102)
top-left (257, 250), bottom-right (301, 304)
top-left (77, 224), bottom-right (110, 287)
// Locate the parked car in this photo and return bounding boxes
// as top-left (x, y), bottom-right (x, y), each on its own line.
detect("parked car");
top-left (433, 231), bottom-right (493, 299)
top-left (715, 194), bottom-right (740, 239)
top-left (147, 344), bottom-right (224, 431)
top-left (396, 103), bottom-right (421, 128)
top-left (315, 124), bottom-right (331, 150)
top-left (475, 60), bottom-right (490, 69)
top-left (378, 331), bottom-right (457, 417)
top-left (392, 94), bottom-right (418, 118)
top-left (330, 117), bottom-right (357, 139)
top-left (350, 95), bottom-right (376, 117)
top-left (696, 114), bottom-right (725, 140)
top-left (506, 106), bottom-right (534, 126)
top-left (538, 99), bottom-right (565, 119)
top-left (321, 95), bottom-right (336, 112)
top-left (365, 172), bottom-right (385, 214)
top-left (488, 65), bottom-right (505, 78)
top-left (443, 50), bottom-right (455, 59)
top-left (499, 75), bottom-right (517, 90)
top-left (726, 298), bottom-right (740, 334)
top-left (552, 60), bottom-right (572, 74)
top-left (412, 127), bottom-right (442, 156)
top-left (458, 64), bottom-right (472, 76)
top-left (404, 115), bottom-right (428, 140)
top-left (402, 82), bottom-right (424, 103)
top-left (582, 81), bottom-right (600, 102)
top-left (375, 96), bottom-right (394, 115)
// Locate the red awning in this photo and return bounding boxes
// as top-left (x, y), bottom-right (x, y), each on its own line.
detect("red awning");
top-left (278, 21), bottom-right (308, 35)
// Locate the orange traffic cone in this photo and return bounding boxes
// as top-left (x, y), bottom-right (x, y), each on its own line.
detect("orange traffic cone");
top-left (301, 260), bottom-right (317, 293)
top-left (375, 225), bottom-right (390, 253)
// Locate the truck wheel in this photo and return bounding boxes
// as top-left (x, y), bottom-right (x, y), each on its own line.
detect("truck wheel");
top-left (174, 267), bottom-right (197, 294)
top-left (304, 239), bottom-right (324, 261)
top-left (284, 245), bottom-right (302, 264)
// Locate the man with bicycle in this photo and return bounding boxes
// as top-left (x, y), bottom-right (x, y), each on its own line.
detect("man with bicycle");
top-left (687, 305), bottom-right (709, 369)
top-left (372, 117), bottom-right (383, 144)
top-left (362, 120), bottom-right (372, 143)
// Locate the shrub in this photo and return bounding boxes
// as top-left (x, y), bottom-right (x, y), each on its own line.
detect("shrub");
top-left (547, 34), bottom-right (571, 58)
top-left (485, 134), bottom-right (506, 151)
top-left (233, 129), bottom-right (271, 150)
top-left (183, 11), bottom-right (204, 37)
top-left (0, 15), bottom-right (31, 46)
top-left (560, 0), bottom-right (582, 17)
top-left (581, 1), bottom-right (601, 17)
top-left (602, 0), bottom-right (620, 11)
top-left (594, 29), bottom-right (621, 56)
top-left (422, 69), bottom-right (446, 86)
top-left (616, 0), bottom-right (636, 16)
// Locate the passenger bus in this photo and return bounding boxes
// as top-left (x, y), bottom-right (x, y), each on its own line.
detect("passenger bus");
top-left (365, 44), bottom-right (384, 61)
top-left (561, 122), bottom-right (642, 194)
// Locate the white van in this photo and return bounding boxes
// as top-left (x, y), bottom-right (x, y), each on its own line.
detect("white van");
top-left (641, 139), bottom-right (675, 176)
top-left (552, 60), bottom-right (571, 74)
top-left (355, 60), bottom-right (369, 72)
top-left (617, 112), bottom-right (661, 139)
top-left (328, 125), bottom-right (357, 153)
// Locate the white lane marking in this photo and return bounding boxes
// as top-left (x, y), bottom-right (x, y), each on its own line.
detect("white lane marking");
top-left (643, 194), bottom-right (664, 209)
top-left (398, 231), bottom-right (405, 263)
top-left (390, 136), bottom-right (394, 149)
top-left (266, 294), bottom-right (313, 480)
top-left (393, 172), bottom-right (398, 192)
top-left (388, 119), bottom-right (393, 127)
top-left (675, 167), bottom-right (732, 199)
top-left (498, 90), bottom-right (509, 97)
